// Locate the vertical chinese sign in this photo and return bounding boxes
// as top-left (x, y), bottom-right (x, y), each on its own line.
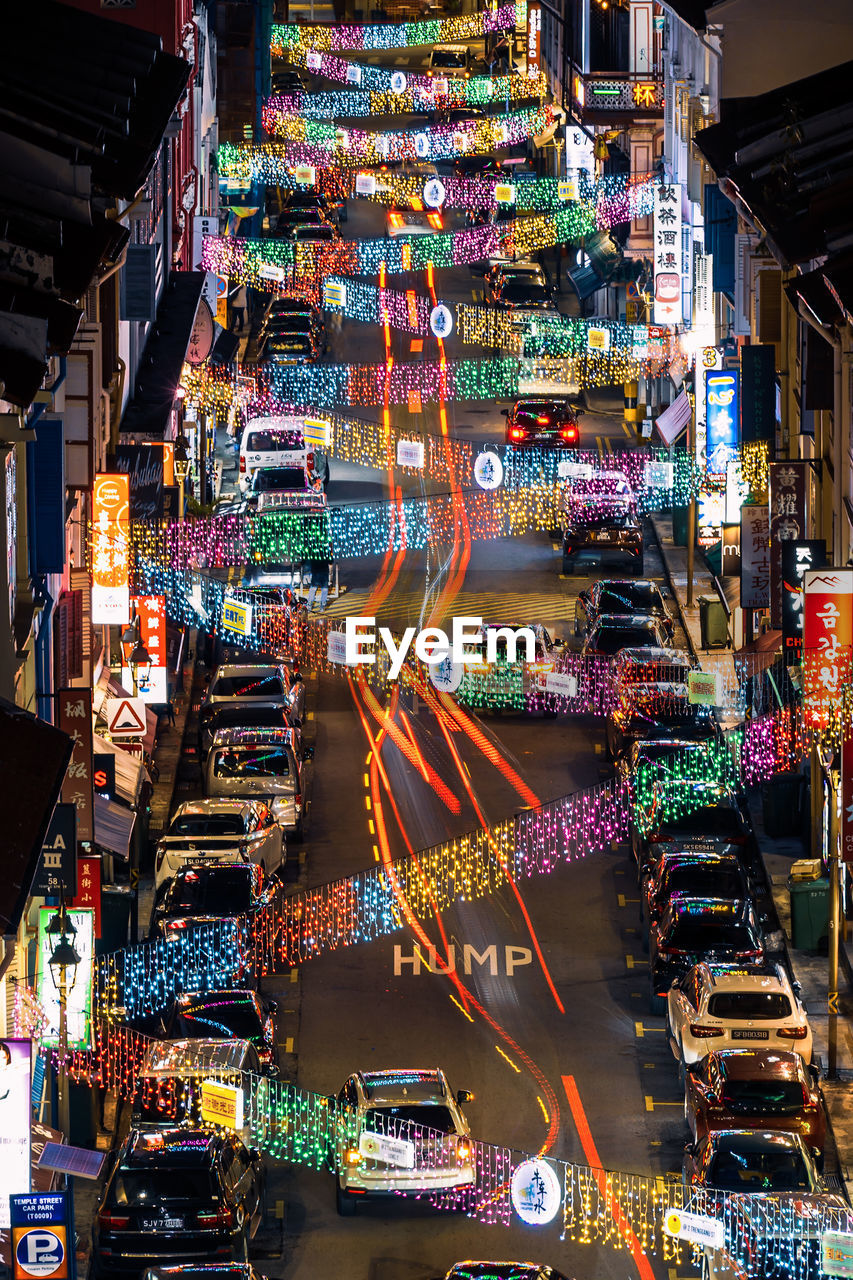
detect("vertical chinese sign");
top-left (91, 473), bottom-right (130, 625)
top-left (653, 183), bottom-right (682, 325)
top-left (803, 569), bottom-right (853, 730)
top-left (526, 3), bottom-right (541, 78)
top-left (781, 540), bottom-right (827, 666)
top-left (740, 505), bottom-right (770, 609)
top-left (705, 369), bottom-right (739, 479)
top-left (57, 688), bottom-right (93, 843)
top-left (122, 595), bottom-right (167, 703)
top-left (70, 855), bottom-right (102, 937)
top-left (769, 461), bottom-right (807, 630)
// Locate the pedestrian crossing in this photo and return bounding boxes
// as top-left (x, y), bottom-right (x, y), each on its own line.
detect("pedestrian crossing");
top-left (321, 586), bottom-right (576, 626)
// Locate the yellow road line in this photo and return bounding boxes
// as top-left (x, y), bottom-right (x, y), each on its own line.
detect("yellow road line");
top-left (449, 994), bottom-right (474, 1023)
top-left (617, 894), bottom-right (640, 907)
top-left (626, 955), bottom-right (648, 968)
top-left (285, 1037), bottom-right (294, 1054)
top-left (536, 1095), bottom-right (550, 1123)
top-left (495, 1044), bottom-right (521, 1073)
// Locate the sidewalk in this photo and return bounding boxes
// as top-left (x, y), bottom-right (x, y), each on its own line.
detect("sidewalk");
top-left (651, 510), bottom-right (853, 1196)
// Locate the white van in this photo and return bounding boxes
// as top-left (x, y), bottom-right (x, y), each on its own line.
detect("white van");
top-left (238, 415), bottom-right (306, 494)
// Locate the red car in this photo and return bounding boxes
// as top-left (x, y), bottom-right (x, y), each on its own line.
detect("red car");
top-left (684, 1048), bottom-right (825, 1151)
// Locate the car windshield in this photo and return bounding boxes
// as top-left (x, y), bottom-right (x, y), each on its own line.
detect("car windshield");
top-left (708, 992), bottom-right (792, 1019)
top-left (666, 917), bottom-right (755, 951)
top-left (710, 1140), bottom-right (812, 1192)
top-left (254, 468), bottom-right (306, 492)
top-left (211, 675), bottom-right (284, 699)
top-left (516, 404), bottom-right (560, 426)
top-left (164, 868), bottom-right (253, 916)
top-left (169, 815), bottom-right (245, 838)
top-left (595, 626), bottom-right (658, 654)
top-left (167, 998), bottom-right (263, 1041)
top-left (431, 49), bottom-right (466, 66)
top-left (571, 503), bottom-right (634, 527)
top-left (721, 1079), bottom-right (805, 1114)
top-left (245, 430), bottom-right (301, 452)
top-left (371, 1104), bottom-right (457, 1133)
top-left (112, 1170), bottom-right (215, 1205)
top-left (213, 747), bottom-right (291, 780)
top-left (598, 585), bottom-right (662, 612)
top-left (663, 865), bottom-right (744, 900)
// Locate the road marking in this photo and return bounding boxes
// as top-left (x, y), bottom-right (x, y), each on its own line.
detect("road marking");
top-left (275, 1200), bottom-right (285, 1219)
top-left (594, 742), bottom-right (602, 754)
top-left (290, 968), bottom-right (298, 984)
top-left (365, 796), bottom-right (371, 810)
top-left (373, 844), bottom-right (380, 862)
top-left (646, 1097), bottom-right (682, 1111)
top-left (285, 1037), bottom-right (294, 1054)
top-left (363, 773), bottom-right (370, 787)
top-left (449, 994), bottom-right (475, 1022)
top-left (536, 1094), bottom-right (550, 1123)
top-left (626, 955), bottom-right (648, 968)
top-left (307, 710), bottom-right (315, 720)
top-left (368, 819), bottom-right (375, 835)
top-left (622, 421), bottom-right (633, 438)
top-left (595, 435), bottom-right (604, 457)
top-left (635, 1021), bottom-right (664, 1034)
top-left (410, 338), bottom-right (423, 352)
top-left (604, 436), bottom-right (614, 454)
top-left (617, 893), bottom-right (640, 907)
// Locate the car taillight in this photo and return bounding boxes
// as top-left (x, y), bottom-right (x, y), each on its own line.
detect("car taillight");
top-left (728, 835), bottom-right (749, 846)
top-left (98, 1211), bottom-right (130, 1229)
top-left (739, 948), bottom-right (763, 960)
top-left (456, 1140), bottom-right (472, 1161)
top-left (689, 1024), bottom-right (724, 1038)
top-left (509, 427), bottom-right (526, 441)
top-left (777, 1026), bottom-right (808, 1039)
top-left (239, 455), bottom-right (246, 472)
top-left (197, 1207), bottom-right (235, 1228)
top-left (656, 944), bottom-right (687, 957)
top-left (155, 849), bottom-right (164, 872)
top-left (560, 426), bottom-right (578, 441)
top-left (295, 793), bottom-right (302, 807)
top-left (344, 1147), bottom-right (362, 1166)
top-left (536, 415), bottom-right (550, 425)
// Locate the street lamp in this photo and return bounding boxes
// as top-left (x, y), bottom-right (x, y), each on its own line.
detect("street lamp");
top-left (174, 432), bottom-right (190, 523)
top-left (121, 616), bottom-right (151, 696)
top-left (46, 904), bottom-right (81, 1138)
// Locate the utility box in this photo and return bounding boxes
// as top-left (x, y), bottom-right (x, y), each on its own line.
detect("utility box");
top-left (699, 594), bottom-right (729, 649)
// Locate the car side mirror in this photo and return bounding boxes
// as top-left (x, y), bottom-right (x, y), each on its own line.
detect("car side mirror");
top-left (263, 1063), bottom-right (281, 1079)
top-left (685, 1142), bottom-right (697, 1157)
top-left (500, 408), bottom-right (508, 416)
top-left (267, 999), bottom-right (278, 1013)
top-left (456, 1089), bottom-right (474, 1104)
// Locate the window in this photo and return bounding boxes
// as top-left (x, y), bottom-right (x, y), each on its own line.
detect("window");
top-left (211, 675), bottom-right (285, 699)
top-left (213, 748), bottom-right (291, 780)
top-left (707, 992), bottom-right (792, 1020)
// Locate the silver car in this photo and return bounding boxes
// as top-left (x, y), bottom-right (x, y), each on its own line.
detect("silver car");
top-left (154, 798), bottom-right (284, 891)
top-left (204, 727), bottom-right (307, 840)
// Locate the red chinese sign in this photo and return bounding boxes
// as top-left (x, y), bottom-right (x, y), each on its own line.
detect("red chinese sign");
top-left (122, 595), bottom-right (168, 703)
top-left (70, 855), bottom-right (102, 937)
top-left (803, 569), bottom-right (853, 729)
top-left (769, 462), bottom-right (807, 629)
top-left (842, 722), bottom-right (853, 863)
top-left (92, 474), bottom-right (130, 625)
top-left (57, 687), bottom-right (94, 843)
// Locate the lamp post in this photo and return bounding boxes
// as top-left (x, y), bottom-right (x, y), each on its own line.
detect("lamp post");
top-left (47, 904), bottom-right (81, 1138)
top-left (174, 432), bottom-right (190, 523)
top-left (120, 617), bottom-right (151, 696)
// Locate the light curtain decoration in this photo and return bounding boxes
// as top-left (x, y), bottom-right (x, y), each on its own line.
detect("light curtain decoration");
top-left (271, 5), bottom-right (522, 54)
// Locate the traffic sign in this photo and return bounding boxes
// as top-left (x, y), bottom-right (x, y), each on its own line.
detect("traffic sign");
top-left (11, 1195), bottom-right (68, 1280)
top-left (105, 696), bottom-right (146, 737)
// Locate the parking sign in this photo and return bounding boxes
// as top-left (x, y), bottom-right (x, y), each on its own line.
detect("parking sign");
top-left (10, 1195), bottom-right (68, 1280)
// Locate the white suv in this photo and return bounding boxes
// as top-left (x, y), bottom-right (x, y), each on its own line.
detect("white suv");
top-left (667, 963), bottom-right (812, 1069)
top-left (334, 1068), bottom-right (475, 1215)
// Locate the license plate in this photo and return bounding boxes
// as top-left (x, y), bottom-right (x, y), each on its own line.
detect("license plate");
top-left (142, 1217), bottom-right (183, 1230)
top-left (731, 1030), bottom-right (768, 1040)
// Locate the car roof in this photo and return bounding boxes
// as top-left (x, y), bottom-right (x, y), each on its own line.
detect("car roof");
top-left (213, 665), bottom-right (283, 679)
top-left (713, 1049), bottom-right (802, 1080)
top-left (172, 990), bottom-right (260, 1009)
top-left (659, 850), bottom-right (741, 871)
top-left (434, 43), bottom-right (467, 52)
top-left (615, 646), bottom-right (691, 664)
top-left (140, 1038), bottom-right (254, 1077)
top-left (210, 727), bottom-right (297, 748)
top-left (596, 578), bottom-right (661, 593)
top-left (447, 1267), bottom-right (548, 1280)
top-left (359, 1068), bottom-right (447, 1103)
top-left (126, 1128), bottom-right (219, 1165)
top-left (669, 896), bottom-right (750, 918)
top-left (594, 613), bottom-right (661, 627)
top-left (698, 965), bottom-right (788, 992)
top-left (708, 1130), bottom-right (802, 1151)
top-left (173, 799), bottom-right (256, 818)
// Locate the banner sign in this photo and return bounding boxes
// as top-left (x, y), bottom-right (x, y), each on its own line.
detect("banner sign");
top-left (201, 1079), bottom-right (244, 1130)
top-left (769, 461), bottom-right (807, 630)
top-left (36, 909), bottom-right (94, 1052)
top-left (740, 505), bottom-right (770, 610)
top-left (91, 474), bottom-right (130, 624)
top-left (57, 688), bottom-right (93, 843)
top-left (122, 595), bottom-right (167, 704)
top-left (115, 446), bottom-right (164, 522)
top-left (705, 369), bottom-right (739, 478)
top-left (803, 569), bottom-right (853, 729)
top-left (31, 805), bottom-right (77, 898)
top-left (740, 343), bottom-right (776, 442)
top-left (526, 2), bottom-right (541, 77)
top-left (781, 540), bottom-right (827, 666)
top-left (69, 856), bottom-right (102, 938)
top-left (653, 183), bottom-right (683, 325)
top-left (0, 1045), bottom-right (34, 1230)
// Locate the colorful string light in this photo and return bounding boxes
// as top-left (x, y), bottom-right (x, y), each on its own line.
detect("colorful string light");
top-left (271, 5), bottom-right (522, 54)
top-left (263, 73), bottom-right (548, 118)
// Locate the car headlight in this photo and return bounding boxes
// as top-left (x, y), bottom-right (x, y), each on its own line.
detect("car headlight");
top-left (344, 1147), bottom-right (362, 1166)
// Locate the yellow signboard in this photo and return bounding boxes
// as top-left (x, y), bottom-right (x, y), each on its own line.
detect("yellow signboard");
top-left (201, 1079), bottom-right (244, 1130)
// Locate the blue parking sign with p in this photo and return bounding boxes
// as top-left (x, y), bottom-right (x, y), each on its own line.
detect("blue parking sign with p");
top-left (11, 1195), bottom-right (69, 1280)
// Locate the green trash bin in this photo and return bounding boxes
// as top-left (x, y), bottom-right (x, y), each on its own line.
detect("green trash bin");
top-left (699, 594), bottom-right (729, 649)
top-left (672, 503), bottom-right (689, 547)
top-left (787, 875), bottom-right (830, 951)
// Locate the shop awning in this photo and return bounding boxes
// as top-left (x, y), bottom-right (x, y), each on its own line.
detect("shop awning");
top-left (119, 271), bottom-right (207, 439)
top-left (94, 794), bottom-right (136, 861)
top-left (92, 734), bottom-right (149, 808)
top-left (0, 698), bottom-right (73, 934)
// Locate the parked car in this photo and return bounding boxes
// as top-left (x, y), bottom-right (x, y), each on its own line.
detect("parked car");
top-left (131, 1041), bottom-right (267, 1135)
top-left (386, 209), bottom-right (443, 237)
top-left (262, 329), bottom-right (322, 364)
top-left (428, 44), bottom-right (472, 76)
top-left (649, 895), bottom-right (764, 1014)
top-left (237, 416), bottom-right (306, 494)
top-left (574, 579), bottom-right (675, 641)
top-left (201, 664), bottom-right (290, 728)
top-left (667, 963), bottom-right (813, 1068)
top-left (149, 862), bottom-right (278, 942)
top-left (281, 221), bottom-right (339, 245)
top-left (260, 313), bottom-right (325, 352)
top-left (642, 851), bottom-right (751, 944)
top-left (503, 398), bottom-right (583, 448)
top-left (561, 494), bottom-right (643, 576)
top-left (610, 645), bottom-right (694, 691)
top-left (616, 736), bottom-right (716, 787)
top-left (334, 1068), bottom-right (475, 1214)
top-left (606, 680), bottom-right (715, 762)
top-left (459, 621), bottom-right (569, 709)
top-left (198, 705), bottom-right (295, 762)
top-left (582, 613), bottom-right (670, 658)
top-left (487, 275), bottom-right (557, 312)
top-left (205, 727), bottom-right (309, 839)
top-left (259, 298), bottom-right (322, 338)
top-left (441, 1267), bottom-right (573, 1280)
top-left (684, 1049), bottom-right (824, 1150)
top-left (143, 1267), bottom-right (272, 1280)
top-left (245, 464), bottom-right (326, 513)
top-left (93, 1127), bottom-right (264, 1276)
top-left (683, 1129), bottom-right (830, 1196)
top-left (633, 782), bottom-right (752, 875)
top-left (275, 207), bottom-right (331, 234)
top-left (154, 799), bottom-right (284, 891)
top-left (160, 990), bottom-right (279, 1072)
top-left (485, 261), bottom-right (546, 293)
top-left (272, 68), bottom-right (307, 93)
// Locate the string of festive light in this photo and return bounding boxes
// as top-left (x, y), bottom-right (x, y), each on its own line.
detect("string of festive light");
top-left (271, 6), bottom-right (521, 54)
top-left (263, 73), bottom-right (548, 118)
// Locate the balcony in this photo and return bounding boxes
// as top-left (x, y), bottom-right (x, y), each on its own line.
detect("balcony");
top-left (573, 72), bottom-right (664, 124)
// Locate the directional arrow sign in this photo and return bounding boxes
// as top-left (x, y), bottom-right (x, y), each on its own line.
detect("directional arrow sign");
top-left (106, 697), bottom-right (147, 737)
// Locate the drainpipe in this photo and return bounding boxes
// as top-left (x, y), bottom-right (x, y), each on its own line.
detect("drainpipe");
top-left (795, 299), bottom-right (843, 561)
top-left (34, 578), bottom-right (54, 724)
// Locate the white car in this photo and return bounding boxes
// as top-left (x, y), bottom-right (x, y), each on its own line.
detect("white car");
top-left (385, 209), bottom-right (444, 238)
top-left (154, 798), bottom-right (284, 890)
top-left (334, 1068), bottom-right (475, 1214)
top-left (667, 962), bottom-right (812, 1069)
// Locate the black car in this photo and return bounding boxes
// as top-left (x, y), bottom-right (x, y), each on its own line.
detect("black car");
top-left (149, 863), bottom-right (276, 941)
top-left (261, 331), bottom-right (320, 364)
top-left (488, 276), bottom-right (557, 311)
top-left (606, 681), bottom-right (716, 763)
top-left (641, 851), bottom-right (751, 944)
top-left (143, 1268), bottom-right (271, 1280)
top-left (633, 782), bottom-right (752, 874)
top-left (561, 497), bottom-right (643, 575)
top-left (275, 207), bottom-right (331, 234)
top-left (161, 990), bottom-right (278, 1070)
top-left (272, 69), bottom-right (306, 93)
top-left (200, 702), bottom-right (294, 759)
top-left (582, 613), bottom-right (670, 658)
top-left (94, 1128), bottom-right (264, 1276)
top-left (575, 579), bottom-right (674, 640)
top-left (649, 896), bottom-right (763, 1014)
top-left (503, 398), bottom-right (583, 448)
top-left (282, 222), bottom-right (338, 245)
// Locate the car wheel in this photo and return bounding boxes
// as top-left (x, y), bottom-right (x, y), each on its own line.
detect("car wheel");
top-left (649, 978), bottom-right (667, 1017)
top-left (336, 1180), bottom-right (357, 1216)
